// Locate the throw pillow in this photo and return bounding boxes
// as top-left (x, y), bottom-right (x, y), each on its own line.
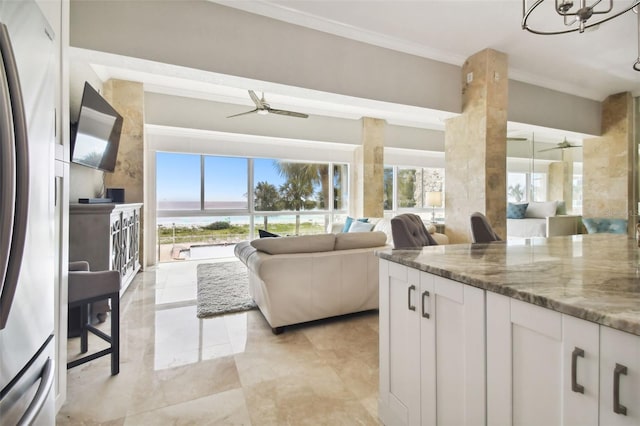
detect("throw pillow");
top-left (525, 201), bottom-right (557, 218)
top-left (506, 202), bottom-right (528, 219)
top-left (372, 218), bottom-right (394, 245)
top-left (348, 220), bottom-right (375, 232)
top-left (258, 229), bottom-right (280, 238)
top-left (555, 200), bottom-right (567, 215)
top-left (342, 216), bottom-right (368, 233)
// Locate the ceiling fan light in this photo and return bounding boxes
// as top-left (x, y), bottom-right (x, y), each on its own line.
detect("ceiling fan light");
top-left (257, 109), bottom-right (269, 115)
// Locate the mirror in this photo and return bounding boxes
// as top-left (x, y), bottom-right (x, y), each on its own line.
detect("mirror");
top-left (506, 131), bottom-right (583, 215)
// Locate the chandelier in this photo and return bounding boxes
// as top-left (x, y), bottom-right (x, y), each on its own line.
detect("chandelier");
top-left (522, 0), bottom-right (640, 71)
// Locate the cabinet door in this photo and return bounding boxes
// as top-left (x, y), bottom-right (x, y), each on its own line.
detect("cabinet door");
top-left (562, 315), bottom-right (599, 426)
top-left (378, 260), bottom-right (421, 426)
top-left (488, 294), bottom-right (563, 426)
top-left (488, 294), bottom-right (600, 426)
top-left (599, 326), bottom-right (640, 426)
top-left (421, 273), bottom-right (485, 426)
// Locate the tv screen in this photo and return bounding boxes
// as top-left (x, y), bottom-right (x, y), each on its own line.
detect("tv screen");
top-left (70, 82), bottom-right (123, 172)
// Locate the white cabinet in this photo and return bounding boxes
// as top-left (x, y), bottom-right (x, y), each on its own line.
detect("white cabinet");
top-left (487, 293), bottom-right (600, 426)
top-left (487, 292), bottom-right (640, 426)
top-left (599, 326), bottom-right (640, 426)
top-left (379, 259), bottom-right (485, 426)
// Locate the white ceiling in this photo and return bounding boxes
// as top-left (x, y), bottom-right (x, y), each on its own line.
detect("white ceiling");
top-left (77, 0), bottom-right (640, 144)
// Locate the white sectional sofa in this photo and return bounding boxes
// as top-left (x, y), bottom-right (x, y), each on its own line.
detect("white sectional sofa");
top-left (506, 201), bottom-right (580, 239)
top-left (234, 231), bottom-right (388, 333)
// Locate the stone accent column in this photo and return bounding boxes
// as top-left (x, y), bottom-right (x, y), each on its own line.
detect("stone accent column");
top-left (103, 79), bottom-right (146, 266)
top-left (445, 49), bottom-right (508, 243)
top-left (351, 117), bottom-right (385, 218)
top-left (548, 160), bottom-right (573, 211)
top-left (583, 92), bottom-right (634, 233)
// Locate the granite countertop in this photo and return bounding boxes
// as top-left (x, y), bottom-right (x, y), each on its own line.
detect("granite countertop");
top-left (376, 234), bottom-right (640, 336)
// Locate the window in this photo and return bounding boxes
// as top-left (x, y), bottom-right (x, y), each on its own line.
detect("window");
top-left (156, 153), bottom-right (348, 262)
top-left (572, 174), bottom-right (583, 214)
top-left (384, 165), bottom-right (445, 220)
top-left (204, 156), bottom-right (248, 210)
top-left (507, 172), bottom-right (548, 203)
top-left (530, 172), bottom-right (547, 202)
top-left (156, 152), bottom-right (200, 210)
top-left (333, 164), bottom-right (348, 211)
top-left (383, 167), bottom-right (393, 210)
top-left (507, 173), bottom-right (527, 202)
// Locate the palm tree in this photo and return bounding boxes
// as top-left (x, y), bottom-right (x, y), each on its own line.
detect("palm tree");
top-left (508, 183), bottom-right (525, 202)
top-left (383, 167), bottom-right (393, 210)
top-left (398, 168), bottom-right (416, 208)
top-left (275, 162), bottom-right (318, 234)
top-left (254, 181), bottom-right (280, 230)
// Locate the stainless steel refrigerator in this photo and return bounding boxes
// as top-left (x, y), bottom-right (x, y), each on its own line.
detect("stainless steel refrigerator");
top-left (0, 0), bottom-right (56, 424)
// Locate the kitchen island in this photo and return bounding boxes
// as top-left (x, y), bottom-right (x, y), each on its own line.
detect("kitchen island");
top-left (376, 234), bottom-right (640, 426)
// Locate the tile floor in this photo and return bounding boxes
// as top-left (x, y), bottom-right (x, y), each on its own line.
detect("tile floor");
top-left (56, 258), bottom-right (381, 425)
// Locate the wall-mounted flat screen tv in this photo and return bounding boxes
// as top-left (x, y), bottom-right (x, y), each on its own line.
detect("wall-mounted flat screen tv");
top-left (70, 82), bottom-right (123, 173)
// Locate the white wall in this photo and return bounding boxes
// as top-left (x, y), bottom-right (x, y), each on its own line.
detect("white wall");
top-left (69, 0), bottom-right (602, 136)
top-left (509, 81), bottom-right (601, 136)
top-left (70, 0), bottom-right (461, 114)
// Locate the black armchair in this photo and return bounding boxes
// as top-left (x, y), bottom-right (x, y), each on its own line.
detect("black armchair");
top-left (391, 213), bottom-right (438, 249)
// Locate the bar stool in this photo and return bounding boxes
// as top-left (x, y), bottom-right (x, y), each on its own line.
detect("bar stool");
top-left (470, 212), bottom-right (502, 243)
top-left (67, 261), bottom-right (121, 375)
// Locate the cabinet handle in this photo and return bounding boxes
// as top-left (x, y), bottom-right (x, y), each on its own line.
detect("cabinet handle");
top-left (571, 347), bottom-right (585, 394)
top-left (421, 290), bottom-right (430, 319)
top-left (613, 363), bottom-right (627, 416)
top-left (407, 285), bottom-right (416, 311)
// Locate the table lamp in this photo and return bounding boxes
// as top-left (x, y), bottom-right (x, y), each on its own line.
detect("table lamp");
top-left (426, 191), bottom-right (442, 223)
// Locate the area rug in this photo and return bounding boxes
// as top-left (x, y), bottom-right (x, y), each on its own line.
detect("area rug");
top-left (196, 262), bottom-right (257, 318)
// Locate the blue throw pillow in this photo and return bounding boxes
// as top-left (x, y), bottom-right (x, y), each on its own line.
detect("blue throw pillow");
top-left (342, 216), bottom-right (368, 233)
top-left (506, 203), bottom-right (528, 219)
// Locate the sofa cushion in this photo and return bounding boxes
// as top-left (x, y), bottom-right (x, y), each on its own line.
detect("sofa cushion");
top-left (525, 201), bottom-right (557, 218)
top-left (507, 202), bottom-right (528, 219)
top-left (334, 231), bottom-right (387, 250)
top-left (250, 233), bottom-right (336, 255)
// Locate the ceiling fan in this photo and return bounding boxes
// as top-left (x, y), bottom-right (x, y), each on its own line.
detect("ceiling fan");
top-left (227, 90), bottom-right (309, 119)
top-left (538, 138), bottom-right (581, 152)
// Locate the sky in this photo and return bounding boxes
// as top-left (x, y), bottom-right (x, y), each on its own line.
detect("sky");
top-left (156, 152), bottom-right (285, 202)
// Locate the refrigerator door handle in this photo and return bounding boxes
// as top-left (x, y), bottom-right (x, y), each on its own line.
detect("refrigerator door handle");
top-left (16, 357), bottom-right (54, 426)
top-left (0, 27), bottom-right (16, 305)
top-left (0, 22), bottom-right (29, 330)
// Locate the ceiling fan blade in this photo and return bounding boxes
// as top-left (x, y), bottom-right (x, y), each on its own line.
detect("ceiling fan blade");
top-left (537, 147), bottom-right (561, 153)
top-left (507, 137), bottom-right (528, 141)
top-left (269, 108), bottom-right (309, 118)
top-left (227, 108), bottom-right (258, 118)
top-left (248, 90), bottom-right (263, 108)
